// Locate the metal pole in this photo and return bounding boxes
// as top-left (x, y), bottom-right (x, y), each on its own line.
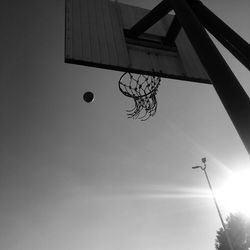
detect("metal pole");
top-left (188, 0), bottom-right (250, 62)
top-left (127, 0), bottom-right (173, 38)
top-left (188, 0), bottom-right (250, 71)
top-left (193, 159), bottom-right (234, 250)
top-left (169, 0), bottom-right (250, 156)
top-left (203, 169), bottom-right (234, 250)
top-left (163, 15), bottom-right (181, 46)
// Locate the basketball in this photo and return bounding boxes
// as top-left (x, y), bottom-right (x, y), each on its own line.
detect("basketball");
top-left (83, 91), bottom-right (94, 103)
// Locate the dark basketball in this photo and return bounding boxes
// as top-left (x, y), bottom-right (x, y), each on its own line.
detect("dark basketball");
top-left (83, 91), bottom-right (94, 103)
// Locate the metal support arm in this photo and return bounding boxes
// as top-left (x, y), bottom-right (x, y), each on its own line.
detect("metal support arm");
top-left (127, 0), bottom-right (173, 38)
top-left (169, 0), bottom-right (250, 155)
top-left (188, 0), bottom-right (250, 71)
top-left (163, 15), bottom-right (181, 46)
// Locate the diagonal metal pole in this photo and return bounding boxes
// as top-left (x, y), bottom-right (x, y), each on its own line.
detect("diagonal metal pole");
top-left (193, 158), bottom-right (234, 250)
top-left (127, 0), bottom-right (173, 38)
top-left (188, 0), bottom-right (250, 71)
top-left (168, 0), bottom-right (250, 156)
top-left (203, 169), bottom-right (234, 250)
top-left (188, 0), bottom-right (250, 62)
top-left (163, 15), bottom-right (182, 46)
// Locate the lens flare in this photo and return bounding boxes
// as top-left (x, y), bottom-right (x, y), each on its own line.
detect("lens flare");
top-left (215, 170), bottom-right (250, 217)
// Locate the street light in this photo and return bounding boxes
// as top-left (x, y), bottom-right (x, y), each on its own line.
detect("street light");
top-left (192, 158), bottom-right (234, 250)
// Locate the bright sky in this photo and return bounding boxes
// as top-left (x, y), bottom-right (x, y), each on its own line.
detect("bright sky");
top-left (1, 0), bottom-right (250, 250)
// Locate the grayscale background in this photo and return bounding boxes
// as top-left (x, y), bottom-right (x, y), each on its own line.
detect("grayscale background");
top-left (0, 1), bottom-right (250, 250)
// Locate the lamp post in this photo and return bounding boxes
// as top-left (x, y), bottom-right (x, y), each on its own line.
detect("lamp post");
top-left (192, 158), bottom-right (234, 250)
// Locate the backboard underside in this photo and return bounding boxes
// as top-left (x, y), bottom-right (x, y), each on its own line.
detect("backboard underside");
top-left (65, 0), bottom-right (211, 84)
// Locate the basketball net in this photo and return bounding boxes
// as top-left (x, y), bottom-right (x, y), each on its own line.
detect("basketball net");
top-left (118, 72), bottom-right (161, 121)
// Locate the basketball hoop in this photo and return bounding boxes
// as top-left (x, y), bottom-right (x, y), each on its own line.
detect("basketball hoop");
top-left (118, 72), bottom-right (161, 121)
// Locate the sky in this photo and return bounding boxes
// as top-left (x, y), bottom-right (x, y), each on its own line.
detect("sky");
top-left (0, 0), bottom-right (250, 250)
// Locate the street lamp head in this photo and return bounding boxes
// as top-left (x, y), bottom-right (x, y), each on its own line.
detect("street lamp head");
top-left (192, 166), bottom-right (202, 169)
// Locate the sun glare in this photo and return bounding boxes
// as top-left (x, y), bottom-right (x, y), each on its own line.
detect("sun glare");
top-left (216, 170), bottom-right (250, 217)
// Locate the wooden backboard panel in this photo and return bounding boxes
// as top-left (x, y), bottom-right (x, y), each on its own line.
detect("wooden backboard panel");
top-left (65, 0), bottom-right (211, 84)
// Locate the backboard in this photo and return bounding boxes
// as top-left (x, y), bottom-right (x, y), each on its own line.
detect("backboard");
top-left (65, 0), bottom-right (210, 84)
